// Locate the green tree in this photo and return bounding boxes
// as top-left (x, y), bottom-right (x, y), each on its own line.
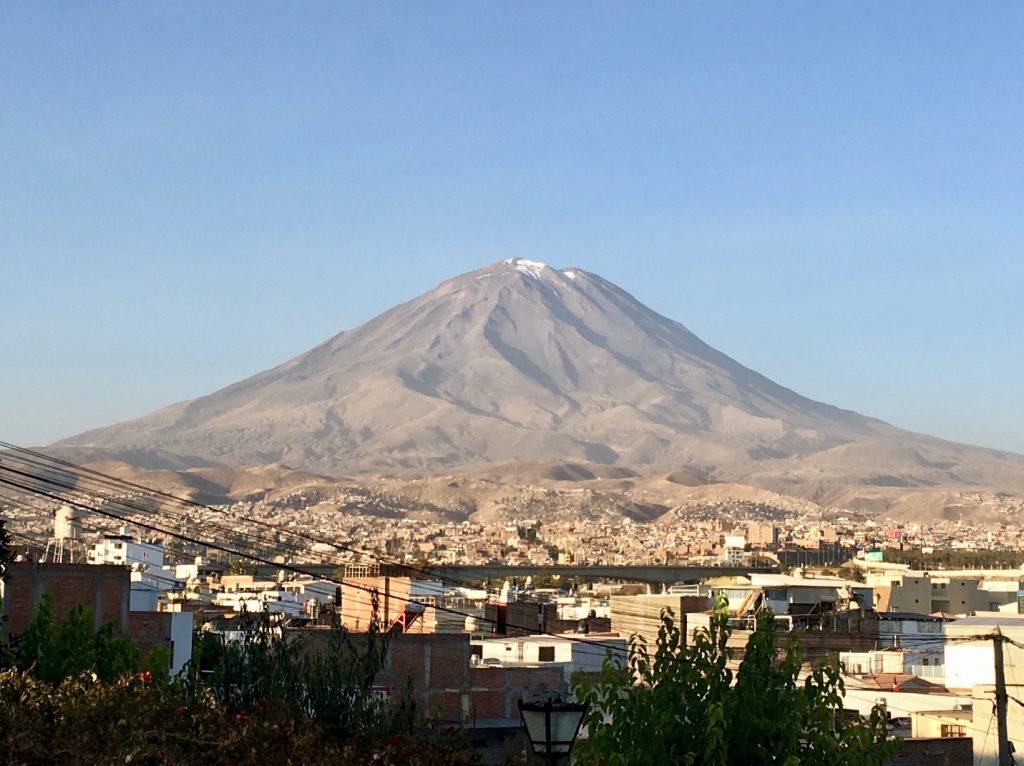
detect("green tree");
top-left (5, 592), bottom-right (140, 683)
top-left (573, 603), bottom-right (898, 766)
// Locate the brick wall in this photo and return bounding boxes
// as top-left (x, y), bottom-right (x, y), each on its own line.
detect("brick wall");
top-left (884, 737), bottom-right (972, 766)
top-left (1, 562), bottom-right (130, 638)
top-left (126, 610), bottom-right (175, 659)
top-left (296, 629), bottom-right (569, 724)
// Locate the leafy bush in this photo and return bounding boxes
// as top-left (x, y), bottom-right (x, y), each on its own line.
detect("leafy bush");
top-left (0, 670), bottom-right (480, 765)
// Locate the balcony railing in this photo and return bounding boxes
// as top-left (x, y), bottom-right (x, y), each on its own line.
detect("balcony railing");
top-left (906, 664), bottom-right (946, 680)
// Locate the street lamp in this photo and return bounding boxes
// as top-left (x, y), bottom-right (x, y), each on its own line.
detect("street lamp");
top-left (518, 697), bottom-right (589, 765)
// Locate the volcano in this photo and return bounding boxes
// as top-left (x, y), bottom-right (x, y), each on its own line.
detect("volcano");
top-left (56, 259), bottom-right (1024, 492)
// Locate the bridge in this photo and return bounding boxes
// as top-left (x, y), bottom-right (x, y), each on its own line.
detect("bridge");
top-left (258, 563), bottom-right (778, 586)
top-left (399, 564), bottom-right (777, 586)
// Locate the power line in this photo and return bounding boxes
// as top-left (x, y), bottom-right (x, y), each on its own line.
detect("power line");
top-left (0, 476), bottom-right (994, 659)
top-left (0, 443), bottom-right (779, 631)
top-left (0, 471), bottom-right (639, 666)
top-left (0, 441), bottom-right (789, 597)
top-left (0, 441), bottom-right (515, 592)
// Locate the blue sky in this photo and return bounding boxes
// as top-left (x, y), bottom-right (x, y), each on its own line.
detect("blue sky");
top-left (2, 3), bottom-right (1022, 453)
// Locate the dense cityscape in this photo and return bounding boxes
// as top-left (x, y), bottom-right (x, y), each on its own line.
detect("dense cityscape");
top-left (4, 447), bottom-right (1024, 763)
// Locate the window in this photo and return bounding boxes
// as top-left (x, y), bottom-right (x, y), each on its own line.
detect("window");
top-left (538, 646), bottom-right (556, 662)
top-left (940, 724), bottom-right (966, 738)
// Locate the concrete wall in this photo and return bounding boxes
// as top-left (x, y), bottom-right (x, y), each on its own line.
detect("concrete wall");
top-left (169, 611), bottom-right (192, 675)
top-left (841, 689), bottom-right (971, 719)
top-left (931, 578), bottom-right (982, 615)
top-left (943, 626), bottom-right (1024, 694)
top-left (339, 576), bottom-right (438, 634)
top-left (911, 712), bottom-right (972, 739)
top-left (609, 594), bottom-right (709, 647)
top-left (944, 644), bottom-right (997, 691)
top-left (870, 572), bottom-right (1019, 616)
top-left (875, 574), bottom-right (932, 614)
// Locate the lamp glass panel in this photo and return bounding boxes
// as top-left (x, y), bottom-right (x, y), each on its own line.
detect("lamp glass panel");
top-left (550, 708), bottom-right (585, 752)
top-left (520, 708), bottom-right (549, 749)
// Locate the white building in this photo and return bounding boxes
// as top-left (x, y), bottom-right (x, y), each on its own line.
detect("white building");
top-left (743, 573), bottom-right (872, 626)
top-left (470, 634), bottom-right (627, 682)
top-left (722, 535), bottom-right (746, 565)
top-left (281, 578), bottom-right (338, 605)
top-left (840, 648), bottom-right (908, 676)
top-left (873, 612), bottom-right (948, 671)
top-left (940, 613), bottom-right (1024, 764)
top-left (87, 534), bottom-right (164, 568)
top-left (213, 589), bottom-right (307, 617)
top-left (943, 614), bottom-right (1024, 692)
top-left (213, 575), bottom-right (320, 617)
top-left (86, 534), bottom-right (186, 611)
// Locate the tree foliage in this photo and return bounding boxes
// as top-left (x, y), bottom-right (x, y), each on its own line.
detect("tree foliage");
top-left (188, 608), bottom-right (410, 741)
top-left (880, 547), bottom-right (1024, 569)
top-left (1, 591), bottom-right (141, 683)
top-left (573, 603), bottom-right (899, 766)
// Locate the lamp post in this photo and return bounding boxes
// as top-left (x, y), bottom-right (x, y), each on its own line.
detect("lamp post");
top-left (518, 697), bottom-right (589, 765)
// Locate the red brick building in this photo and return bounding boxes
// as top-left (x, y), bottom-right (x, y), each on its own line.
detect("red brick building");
top-left (295, 630), bottom-right (568, 724)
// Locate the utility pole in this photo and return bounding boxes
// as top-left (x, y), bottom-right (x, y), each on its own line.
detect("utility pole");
top-left (993, 627), bottom-right (1012, 766)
